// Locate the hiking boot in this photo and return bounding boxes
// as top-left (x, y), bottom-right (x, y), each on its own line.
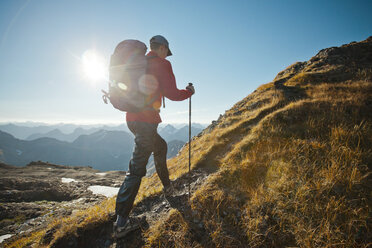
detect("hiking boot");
top-left (163, 183), bottom-right (175, 197)
top-left (113, 217), bottom-right (140, 239)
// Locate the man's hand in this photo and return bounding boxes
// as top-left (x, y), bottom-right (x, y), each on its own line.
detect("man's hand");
top-left (186, 84), bottom-right (195, 95)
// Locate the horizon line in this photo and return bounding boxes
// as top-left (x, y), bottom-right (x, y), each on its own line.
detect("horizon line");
top-left (0, 120), bottom-right (211, 126)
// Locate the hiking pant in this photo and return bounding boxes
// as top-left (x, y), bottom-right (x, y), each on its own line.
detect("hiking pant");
top-left (115, 121), bottom-right (170, 218)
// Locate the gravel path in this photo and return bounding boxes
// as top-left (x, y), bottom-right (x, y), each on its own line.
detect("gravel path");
top-left (109, 168), bottom-right (210, 248)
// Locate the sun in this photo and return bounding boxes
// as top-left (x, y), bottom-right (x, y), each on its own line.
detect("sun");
top-left (81, 49), bottom-right (107, 83)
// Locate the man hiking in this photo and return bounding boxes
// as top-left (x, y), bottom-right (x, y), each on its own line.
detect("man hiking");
top-left (113, 35), bottom-right (195, 238)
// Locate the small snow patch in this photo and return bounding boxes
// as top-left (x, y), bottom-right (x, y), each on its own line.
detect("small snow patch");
top-left (61, 178), bottom-right (77, 183)
top-left (70, 198), bottom-right (85, 204)
top-left (0, 234), bottom-right (13, 243)
top-left (88, 185), bottom-right (119, 198)
top-left (95, 172), bottom-right (107, 176)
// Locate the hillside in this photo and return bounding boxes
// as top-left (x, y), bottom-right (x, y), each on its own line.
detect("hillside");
top-left (4, 37), bottom-right (372, 247)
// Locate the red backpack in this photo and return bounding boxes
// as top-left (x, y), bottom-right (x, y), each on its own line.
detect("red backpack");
top-left (102, 40), bottom-right (158, 112)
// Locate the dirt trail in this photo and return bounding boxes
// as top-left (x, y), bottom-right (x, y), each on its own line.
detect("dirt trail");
top-left (111, 168), bottom-right (210, 248)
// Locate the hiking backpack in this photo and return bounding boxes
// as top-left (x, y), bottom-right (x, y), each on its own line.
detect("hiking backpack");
top-left (102, 39), bottom-right (158, 112)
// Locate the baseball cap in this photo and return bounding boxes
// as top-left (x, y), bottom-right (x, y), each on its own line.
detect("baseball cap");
top-left (150, 35), bottom-right (172, 56)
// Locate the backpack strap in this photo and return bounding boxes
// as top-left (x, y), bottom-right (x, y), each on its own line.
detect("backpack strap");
top-left (146, 56), bottom-right (166, 110)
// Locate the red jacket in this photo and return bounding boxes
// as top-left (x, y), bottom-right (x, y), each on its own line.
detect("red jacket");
top-left (126, 51), bottom-right (192, 123)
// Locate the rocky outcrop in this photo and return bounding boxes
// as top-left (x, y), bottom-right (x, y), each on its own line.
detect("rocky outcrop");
top-left (273, 36), bottom-right (372, 86)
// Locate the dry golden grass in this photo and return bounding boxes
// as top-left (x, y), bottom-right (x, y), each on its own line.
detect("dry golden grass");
top-left (256, 82), bottom-right (274, 91)
top-left (4, 197), bottom-right (116, 248)
top-left (145, 209), bottom-right (200, 248)
top-left (4, 229), bottom-right (47, 248)
top-left (284, 71), bottom-right (310, 86)
top-left (147, 78), bottom-right (372, 247)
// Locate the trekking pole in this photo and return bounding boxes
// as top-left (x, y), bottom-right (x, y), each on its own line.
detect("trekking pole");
top-left (188, 83), bottom-right (193, 202)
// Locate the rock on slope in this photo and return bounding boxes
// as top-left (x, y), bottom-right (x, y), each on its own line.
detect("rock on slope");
top-left (4, 37), bottom-right (372, 248)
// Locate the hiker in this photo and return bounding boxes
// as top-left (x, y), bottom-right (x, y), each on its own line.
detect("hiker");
top-left (113, 35), bottom-right (195, 238)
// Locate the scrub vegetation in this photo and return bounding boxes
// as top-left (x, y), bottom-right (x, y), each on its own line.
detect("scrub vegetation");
top-left (4, 37), bottom-right (372, 248)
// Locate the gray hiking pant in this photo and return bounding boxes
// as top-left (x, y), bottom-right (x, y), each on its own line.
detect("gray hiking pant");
top-left (115, 121), bottom-right (170, 218)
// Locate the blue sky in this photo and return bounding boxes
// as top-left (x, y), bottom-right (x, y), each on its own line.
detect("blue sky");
top-left (0, 0), bottom-right (371, 125)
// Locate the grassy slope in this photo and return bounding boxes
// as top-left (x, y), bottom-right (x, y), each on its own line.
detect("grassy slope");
top-left (5, 37), bottom-right (372, 247)
top-left (145, 37), bottom-right (372, 247)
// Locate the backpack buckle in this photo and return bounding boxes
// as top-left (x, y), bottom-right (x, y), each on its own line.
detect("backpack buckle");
top-left (101, 89), bottom-right (109, 104)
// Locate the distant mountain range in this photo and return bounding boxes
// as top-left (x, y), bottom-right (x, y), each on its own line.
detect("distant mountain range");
top-left (26, 128), bottom-right (93, 142)
top-left (0, 123), bottom-right (206, 171)
top-left (0, 123), bottom-right (130, 140)
top-left (0, 130), bottom-right (133, 171)
top-left (158, 124), bottom-right (203, 142)
top-left (0, 122), bottom-right (206, 141)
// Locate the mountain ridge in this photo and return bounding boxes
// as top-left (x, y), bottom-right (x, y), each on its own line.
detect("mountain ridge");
top-left (0, 129), bottom-right (133, 171)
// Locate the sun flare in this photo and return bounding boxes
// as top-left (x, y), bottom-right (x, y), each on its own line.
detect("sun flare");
top-left (81, 50), bottom-right (107, 83)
